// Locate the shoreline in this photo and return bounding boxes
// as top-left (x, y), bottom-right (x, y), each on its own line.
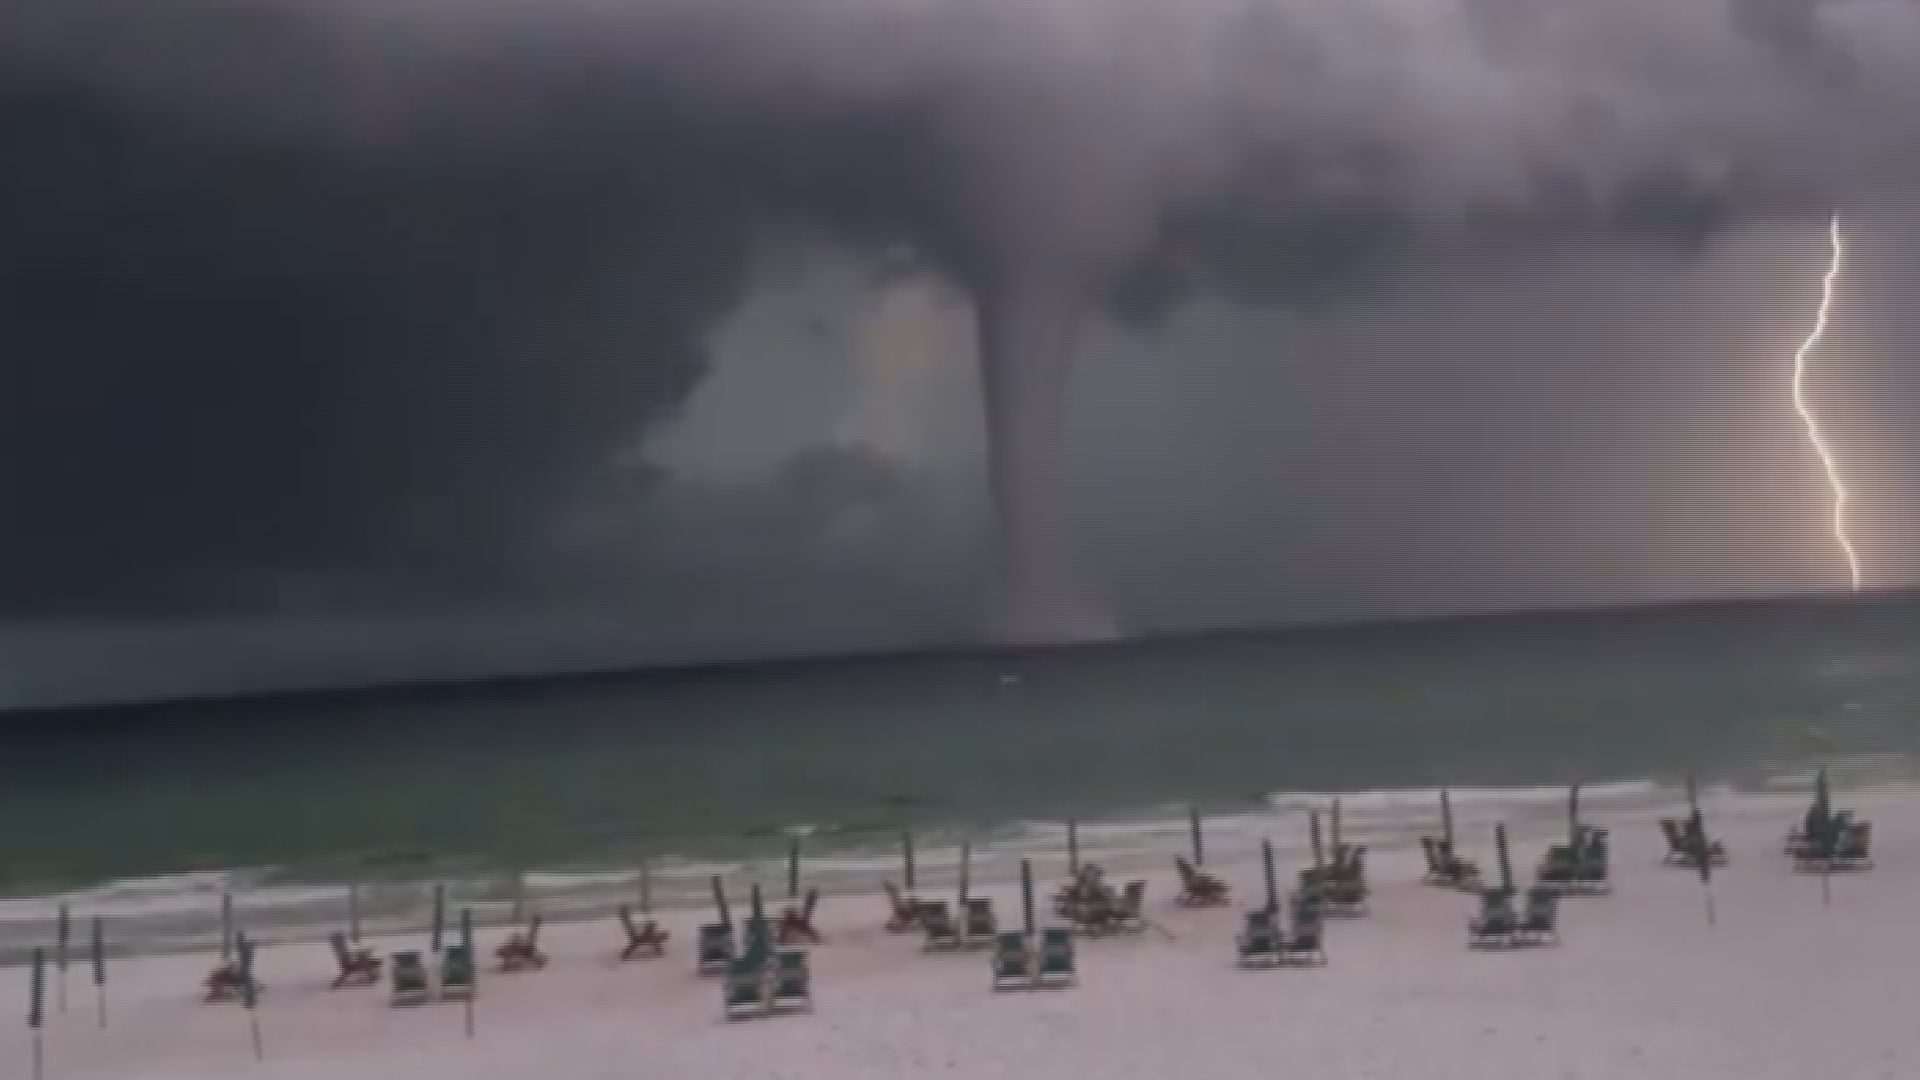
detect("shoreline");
top-left (1, 785), bottom-right (1911, 1080)
top-left (0, 777), bottom-right (1867, 959)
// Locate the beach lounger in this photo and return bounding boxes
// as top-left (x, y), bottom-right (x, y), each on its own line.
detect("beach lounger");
top-left (697, 923), bottom-right (736, 975)
top-left (1799, 820), bottom-right (1875, 873)
top-left (618, 904), bottom-right (669, 960)
top-left (962, 898), bottom-right (998, 947)
top-left (1834, 822), bottom-right (1874, 870)
top-left (1106, 880), bottom-right (1147, 934)
top-left (990, 932), bottom-right (1034, 990)
top-left (389, 950), bottom-right (431, 1007)
top-left (328, 931), bottom-right (382, 989)
top-left (1514, 887), bottom-right (1560, 947)
top-left (884, 882), bottom-right (928, 932)
top-left (923, 902), bottom-right (963, 951)
top-left (1660, 819), bottom-right (1728, 868)
top-left (1175, 857), bottom-right (1230, 906)
top-left (1279, 914), bottom-right (1327, 967)
top-left (1468, 890), bottom-right (1517, 949)
top-left (440, 943), bottom-right (476, 1000)
top-left (202, 960), bottom-right (251, 1003)
top-left (1322, 850), bottom-right (1370, 917)
top-left (1422, 837), bottom-right (1482, 889)
top-left (778, 889), bottom-right (823, 946)
top-left (1538, 828), bottom-right (1611, 896)
top-left (1035, 927), bottom-right (1077, 989)
top-left (496, 914), bottom-right (548, 972)
top-left (722, 956), bottom-right (770, 1020)
top-left (770, 949), bottom-right (813, 1014)
top-left (1236, 908), bottom-right (1281, 968)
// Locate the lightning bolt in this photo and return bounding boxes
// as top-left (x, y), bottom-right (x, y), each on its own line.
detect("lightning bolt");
top-left (1791, 213), bottom-right (1860, 591)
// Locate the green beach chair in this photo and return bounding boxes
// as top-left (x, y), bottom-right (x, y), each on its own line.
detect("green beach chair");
top-left (329, 931), bottom-right (382, 989)
top-left (1237, 908), bottom-right (1281, 967)
top-left (770, 949), bottom-right (813, 1014)
top-left (1469, 889), bottom-right (1517, 949)
top-left (697, 923), bottom-right (735, 975)
top-left (1280, 913), bottom-right (1327, 966)
top-left (1035, 926), bottom-right (1076, 988)
top-left (1516, 886), bottom-right (1560, 946)
top-left (440, 943), bottom-right (476, 1000)
top-left (389, 950), bottom-right (431, 1007)
top-left (962, 898), bottom-right (998, 947)
top-left (722, 956), bottom-right (769, 1020)
top-left (990, 931), bottom-right (1032, 990)
top-left (922, 902), bottom-right (963, 952)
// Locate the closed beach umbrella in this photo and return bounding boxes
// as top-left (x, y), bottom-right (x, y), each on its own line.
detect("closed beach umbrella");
top-left (748, 883), bottom-right (767, 959)
top-left (91, 916), bottom-right (107, 1030)
top-left (958, 842), bottom-right (972, 907)
top-left (430, 884), bottom-right (446, 954)
top-left (1441, 788), bottom-right (1455, 849)
top-left (1261, 839), bottom-right (1278, 913)
top-left (1812, 768), bottom-right (1831, 828)
top-left (1067, 820), bottom-right (1080, 878)
top-left (709, 875), bottom-right (732, 931)
top-left (1495, 824), bottom-right (1514, 896)
top-left (460, 907), bottom-right (477, 1038)
top-left (1331, 799), bottom-right (1344, 853)
top-left (788, 837), bottom-right (802, 901)
top-left (1189, 807), bottom-right (1205, 866)
top-left (902, 831), bottom-right (917, 893)
top-left (1309, 811), bottom-right (1325, 872)
top-left (1020, 859), bottom-right (1035, 937)
top-left (1568, 784), bottom-right (1582, 838)
top-left (29, 947), bottom-right (45, 1080)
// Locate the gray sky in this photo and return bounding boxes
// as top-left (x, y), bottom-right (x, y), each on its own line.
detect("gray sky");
top-left (2, 0), bottom-right (1919, 703)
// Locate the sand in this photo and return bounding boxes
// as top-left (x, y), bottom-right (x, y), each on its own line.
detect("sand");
top-left (4, 791), bottom-right (1915, 1080)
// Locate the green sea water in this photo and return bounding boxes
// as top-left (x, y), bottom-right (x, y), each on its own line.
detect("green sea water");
top-left (3, 596), bottom-right (1917, 897)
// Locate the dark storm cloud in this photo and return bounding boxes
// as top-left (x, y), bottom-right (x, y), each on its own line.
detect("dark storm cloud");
top-left (1, 0), bottom-right (1917, 623)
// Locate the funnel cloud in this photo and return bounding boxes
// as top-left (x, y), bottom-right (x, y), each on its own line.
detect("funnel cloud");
top-left (2, 0), bottom-right (1919, 671)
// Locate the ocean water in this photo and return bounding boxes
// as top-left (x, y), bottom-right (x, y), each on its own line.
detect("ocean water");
top-left (1, 595), bottom-right (1917, 953)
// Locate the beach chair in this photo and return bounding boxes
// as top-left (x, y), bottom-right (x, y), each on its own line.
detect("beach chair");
top-left (388, 950), bottom-right (431, 1007)
top-left (329, 931), bottom-right (382, 989)
top-left (1035, 926), bottom-right (1077, 989)
top-left (1322, 849), bottom-right (1370, 916)
top-left (496, 914), bottom-right (548, 972)
top-left (1514, 887), bottom-right (1560, 947)
top-left (884, 882), bottom-right (926, 932)
top-left (990, 931), bottom-right (1033, 990)
top-left (778, 889), bottom-right (823, 946)
top-left (1468, 890), bottom-right (1517, 949)
top-left (1175, 857), bottom-right (1230, 906)
top-left (1423, 838), bottom-right (1482, 890)
top-left (1662, 818), bottom-right (1727, 869)
top-left (1801, 820), bottom-right (1875, 872)
top-left (440, 943), bottom-right (476, 1000)
top-left (962, 898), bottom-right (998, 947)
top-left (1288, 888), bottom-right (1324, 929)
top-left (1106, 880), bottom-right (1147, 934)
top-left (770, 949), bottom-right (813, 1014)
top-left (619, 904), bottom-right (670, 960)
top-left (922, 901), bottom-right (963, 951)
top-left (202, 960), bottom-right (248, 1003)
top-left (1279, 913), bottom-right (1327, 967)
top-left (697, 922), bottom-right (735, 975)
top-left (722, 956), bottom-right (770, 1020)
top-left (1236, 908), bottom-right (1281, 968)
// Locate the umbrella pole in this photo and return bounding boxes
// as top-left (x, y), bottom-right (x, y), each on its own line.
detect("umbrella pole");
top-left (1189, 806), bottom-right (1205, 866)
top-left (1067, 820), bottom-right (1080, 878)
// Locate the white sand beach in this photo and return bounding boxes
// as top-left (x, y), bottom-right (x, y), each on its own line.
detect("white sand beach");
top-left (5, 791), bottom-right (1915, 1080)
